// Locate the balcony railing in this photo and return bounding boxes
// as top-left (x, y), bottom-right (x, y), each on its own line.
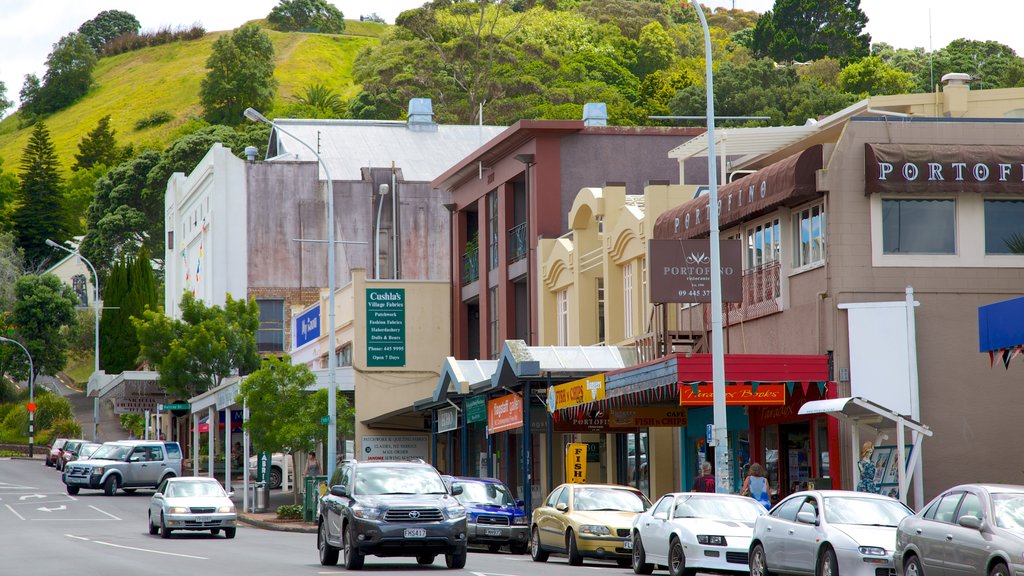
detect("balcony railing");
top-left (704, 260), bottom-right (782, 326)
top-left (508, 222), bottom-right (528, 263)
top-left (636, 304), bottom-right (706, 363)
top-left (462, 247), bottom-right (479, 284)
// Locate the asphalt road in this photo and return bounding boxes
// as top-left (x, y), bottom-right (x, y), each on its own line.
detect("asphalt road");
top-left (0, 457), bottom-right (646, 576)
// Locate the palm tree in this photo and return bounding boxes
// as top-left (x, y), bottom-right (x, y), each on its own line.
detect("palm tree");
top-left (293, 84), bottom-right (346, 117)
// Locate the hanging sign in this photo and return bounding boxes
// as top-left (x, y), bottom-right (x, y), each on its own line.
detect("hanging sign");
top-left (466, 396), bottom-right (487, 424)
top-left (487, 393), bottom-right (523, 434)
top-left (437, 406), bottom-right (458, 433)
top-left (565, 443), bottom-right (588, 483)
top-left (546, 374), bottom-right (606, 412)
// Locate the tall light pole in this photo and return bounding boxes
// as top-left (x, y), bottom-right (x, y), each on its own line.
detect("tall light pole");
top-left (46, 239), bottom-right (100, 442)
top-left (1, 336), bottom-right (35, 456)
top-left (244, 108), bottom-right (366, 482)
top-left (691, 0), bottom-right (732, 493)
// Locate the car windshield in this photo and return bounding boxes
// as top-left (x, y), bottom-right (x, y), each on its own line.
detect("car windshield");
top-left (574, 487), bottom-right (649, 512)
top-left (674, 496), bottom-right (765, 522)
top-left (991, 494), bottom-right (1024, 531)
top-left (355, 467), bottom-right (447, 495)
top-left (167, 481), bottom-right (226, 498)
top-left (90, 444), bottom-right (132, 461)
top-left (455, 481), bottom-right (516, 506)
top-left (79, 445), bottom-right (101, 458)
top-left (823, 496), bottom-right (912, 526)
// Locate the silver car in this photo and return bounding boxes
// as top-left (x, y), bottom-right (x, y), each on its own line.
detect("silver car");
top-left (148, 476), bottom-right (237, 539)
top-left (749, 490), bottom-right (912, 576)
top-left (895, 484), bottom-right (1024, 576)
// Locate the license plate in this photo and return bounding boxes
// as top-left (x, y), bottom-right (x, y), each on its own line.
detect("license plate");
top-left (404, 528), bottom-right (427, 538)
top-left (485, 528), bottom-right (503, 536)
top-left (624, 540), bottom-right (633, 550)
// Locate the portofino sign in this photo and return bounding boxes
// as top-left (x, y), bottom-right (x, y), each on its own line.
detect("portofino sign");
top-left (865, 143), bottom-right (1024, 194)
top-left (648, 239), bottom-right (742, 303)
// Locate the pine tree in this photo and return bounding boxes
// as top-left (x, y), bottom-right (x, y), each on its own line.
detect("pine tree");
top-left (14, 122), bottom-right (67, 268)
top-left (74, 115), bottom-right (121, 170)
top-left (98, 256), bottom-right (129, 372)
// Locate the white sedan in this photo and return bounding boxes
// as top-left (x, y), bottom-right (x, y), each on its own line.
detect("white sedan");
top-left (631, 492), bottom-right (767, 576)
top-left (148, 476), bottom-right (237, 539)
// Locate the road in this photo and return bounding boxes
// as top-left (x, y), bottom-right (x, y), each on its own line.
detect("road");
top-left (0, 458), bottom-right (646, 576)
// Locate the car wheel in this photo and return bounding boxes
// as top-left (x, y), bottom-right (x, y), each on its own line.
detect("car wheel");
top-left (669, 537), bottom-right (692, 576)
top-left (318, 521), bottom-right (339, 566)
top-left (990, 563), bottom-right (1010, 576)
top-left (343, 522), bottom-right (365, 570)
top-left (269, 466), bottom-right (283, 490)
top-left (510, 542), bottom-right (528, 555)
top-left (632, 533), bottom-right (654, 575)
top-left (148, 512), bottom-right (159, 535)
top-left (488, 543), bottom-right (502, 553)
top-left (160, 513), bottom-right (173, 539)
top-left (66, 485), bottom-right (79, 495)
top-left (417, 554), bottom-right (436, 565)
top-left (531, 527), bottom-right (549, 562)
top-left (566, 529), bottom-right (583, 566)
top-left (446, 548), bottom-right (467, 569)
top-left (819, 546), bottom-right (838, 576)
top-left (904, 555), bottom-right (923, 576)
top-left (103, 475), bottom-right (119, 496)
top-left (224, 527), bottom-right (236, 539)
top-left (750, 543), bottom-right (772, 576)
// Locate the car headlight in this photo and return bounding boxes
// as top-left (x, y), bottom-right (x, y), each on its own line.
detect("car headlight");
top-left (445, 505), bottom-right (467, 520)
top-left (91, 467), bottom-right (104, 474)
top-left (513, 516), bottom-right (527, 525)
top-left (169, 507), bottom-right (188, 514)
top-left (859, 546), bottom-right (886, 556)
top-left (697, 535), bottom-right (728, 546)
top-left (351, 504), bottom-right (383, 520)
top-left (579, 525), bottom-right (611, 536)
top-left (218, 505), bottom-right (235, 513)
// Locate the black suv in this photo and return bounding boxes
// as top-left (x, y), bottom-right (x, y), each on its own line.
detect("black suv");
top-left (317, 459), bottom-right (468, 569)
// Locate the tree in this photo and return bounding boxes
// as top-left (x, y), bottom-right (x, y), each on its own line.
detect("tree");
top-left (12, 122), bottom-right (67, 268)
top-left (18, 74), bottom-right (41, 119)
top-left (634, 21), bottom-right (675, 78)
top-left (750, 0), bottom-right (870, 63)
top-left (0, 232), bottom-right (24, 313)
top-left (64, 164), bottom-right (107, 237)
top-left (78, 9), bottom-right (141, 52)
top-left (0, 158), bottom-right (19, 229)
top-left (200, 24), bottom-right (277, 125)
top-left (10, 274), bottom-right (79, 379)
top-left (267, 0), bottom-right (346, 34)
top-left (927, 39), bottom-right (1024, 90)
top-left (285, 84), bottom-right (347, 118)
top-left (0, 80), bottom-right (11, 118)
top-left (74, 115), bottom-right (126, 170)
top-left (838, 56), bottom-right (914, 95)
top-left (39, 32), bottom-right (97, 113)
top-left (99, 248), bottom-right (158, 373)
top-left (134, 292), bottom-right (260, 400)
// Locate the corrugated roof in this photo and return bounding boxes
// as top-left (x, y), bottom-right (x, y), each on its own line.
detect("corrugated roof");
top-left (268, 119), bottom-right (507, 182)
top-left (433, 358), bottom-right (500, 401)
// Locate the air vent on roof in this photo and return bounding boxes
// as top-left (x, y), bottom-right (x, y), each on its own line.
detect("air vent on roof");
top-left (583, 102), bottom-right (607, 127)
top-left (408, 98), bottom-right (437, 132)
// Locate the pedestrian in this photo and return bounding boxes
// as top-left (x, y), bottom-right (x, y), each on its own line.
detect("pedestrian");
top-left (856, 441), bottom-right (878, 493)
top-left (691, 461), bottom-right (716, 492)
top-left (741, 462), bottom-right (772, 509)
top-left (306, 451), bottom-right (321, 477)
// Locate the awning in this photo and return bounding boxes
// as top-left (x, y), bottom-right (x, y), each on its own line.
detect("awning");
top-left (654, 145), bottom-right (823, 240)
top-left (865, 143), bottom-right (1024, 195)
top-left (978, 295), bottom-right (1024, 368)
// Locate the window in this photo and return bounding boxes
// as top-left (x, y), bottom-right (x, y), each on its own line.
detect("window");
top-left (623, 260), bottom-right (634, 339)
top-left (556, 289), bottom-right (569, 346)
top-left (596, 278), bottom-right (605, 343)
top-left (338, 344), bottom-right (352, 367)
top-left (546, 487), bottom-right (564, 507)
top-left (956, 492), bottom-right (983, 521)
top-left (984, 199), bottom-right (1024, 254)
top-left (933, 492), bottom-right (963, 524)
top-left (488, 190), bottom-right (499, 269)
top-left (640, 256), bottom-right (648, 323)
top-left (882, 199), bottom-right (955, 254)
top-left (771, 496), bottom-right (803, 521)
top-left (748, 218), bottom-right (781, 268)
top-left (792, 205), bottom-right (824, 268)
top-left (256, 299), bottom-right (285, 352)
top-left (489, 287), bottom-right (500, 358)
top-left (556, 486), bottom-right (570, 508)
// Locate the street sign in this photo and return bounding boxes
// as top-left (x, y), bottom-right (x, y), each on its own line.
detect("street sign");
top-left (160, 403), bottom-right (190, 411)
top-left (320, 415), bottom-right (331, 425)
top-left (26, 402), bottom-right (35, 413)
top-left (706, 423), bottom-right (714, 446)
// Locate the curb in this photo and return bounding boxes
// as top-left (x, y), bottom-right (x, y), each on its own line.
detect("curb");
top-left (237, 514), bottom-right (317, 533)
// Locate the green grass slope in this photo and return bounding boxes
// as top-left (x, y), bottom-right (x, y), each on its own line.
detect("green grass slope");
top-left (0, 23), bottom-right (381, 174)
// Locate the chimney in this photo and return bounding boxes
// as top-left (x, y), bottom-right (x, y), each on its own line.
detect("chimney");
top-left (940, 73), bottom-right (971, 118)
top-left (244, 146), bottom-right (258, 162)
top-left (583, 102), bottom-right (608, 127)
top-left (408, 98), bottom-right (437, 132)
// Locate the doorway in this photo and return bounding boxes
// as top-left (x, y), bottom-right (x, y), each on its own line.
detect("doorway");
top-left (780, 422), bottom-right (812, 495)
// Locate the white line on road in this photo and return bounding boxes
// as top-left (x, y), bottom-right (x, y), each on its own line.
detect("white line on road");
top-left (66, 534), bottom-right (89, 541)
top-left (89, 505), bottom-right (121, 520)
top-left (93, 540), bottom-right (208, 559)
top-left (5, 504), bottom-right (25, 520)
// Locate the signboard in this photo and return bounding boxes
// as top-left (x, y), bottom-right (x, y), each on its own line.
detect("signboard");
top-left (546, 374), bottom-right (606, 412)
top-left (159, 402), bottom-right (191, 411)
top-left (586, 442), bottom-right (601, 462)
top-left (366, 288), bottom-right (406, 367)
top-left (320, 415), bottom-right (331, 425)
top-left (566, 443), bottom-right (587, 483)
top-left (466, 396), bottom-right (487, 424)
top-left (648, 239), bottom-right (743, 303)
top-left (487, 393), bottom-right (523, 434)
top-left (608, 406), bottom-right (688, 427)
top-left (361, 435), bottom-right (428, 461)
top-left (437, 406), bottom-right (458, 433)
top-left (114, 396), bottom-right (161, 415)
top-left (293, 303), bottom-right (321, 349)
top-left (678, 383), bottom-right (787, 406)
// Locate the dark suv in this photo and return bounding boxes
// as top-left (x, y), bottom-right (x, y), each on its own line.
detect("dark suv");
top-left (317, 459), bottom-right (468, 569)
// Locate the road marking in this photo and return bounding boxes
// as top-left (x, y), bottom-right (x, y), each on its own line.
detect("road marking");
top-left (472, 571), bottom-right (524, 576)
top-left (38, 505), bottom-right (67, 512)
top-left (64, 535), bottom-right (208, 560)
top-left (89, 505), bottom-right (122, 520)
top-left (19, 494), bottom-right (46, 500)
top-left (5, 504), bottom-right (25, 520)
top-left (67, 534), bottom-right (89, 541)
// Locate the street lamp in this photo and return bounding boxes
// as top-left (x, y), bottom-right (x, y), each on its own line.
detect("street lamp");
top-left (46, 239), bottom-right (100, 442)
top-left (0, 336), bottom-right (35, 456)
top-left (691, 0), bottom-right (732, 493)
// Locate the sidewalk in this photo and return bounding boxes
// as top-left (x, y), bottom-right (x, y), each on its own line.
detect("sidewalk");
top-left (231, 488), bottom-right (317, 533)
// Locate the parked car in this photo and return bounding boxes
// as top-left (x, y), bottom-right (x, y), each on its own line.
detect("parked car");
top-left (62, 441), bottom-right (102, 468)
top-left (631, 492), bottom-right (767, 576)
top-left (148, 476), bottom-right (237, 539)
top-left (247, 452), bottom-right (291, 489)
top-left (62, 440), bottom-right (183, 495)
top-left (56, 439), bottom-right (87, 471)
top-left (317, 459), bottom-right (468, 569)
top-left (895, 483), bottom-right (1024, 576)
top-left (47, 438), bottom-right (68, 467)
top-left (443, 476), bottom-right (529, 554)
top-left (531, 483), bottom-right (651, 567)
top-left (749, 490), bottom-right (912, 576)
top-left (77, 442), bottom-right (103, 461)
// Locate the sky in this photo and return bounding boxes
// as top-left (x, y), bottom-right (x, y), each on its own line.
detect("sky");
top-left (1, 0), bottom-right (1022, 112)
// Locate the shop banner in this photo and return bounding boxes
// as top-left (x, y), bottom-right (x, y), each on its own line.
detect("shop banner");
top-left (609, 406), bottom-right (688, 427)
top-left (546, 374), bottom-right (606, 412)
top-left (488, 393), bottom-right (523, 434)
top-left (466, 396), bottom-right (487, 424)
top-left (565, 443), bottom-right (588, 483)
top-left (678, 383), bottom-right (786, 406)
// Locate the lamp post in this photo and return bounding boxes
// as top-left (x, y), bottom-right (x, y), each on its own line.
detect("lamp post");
top-left (46, 239), bottom-right (100, 442)
top-left (691, 0), bottom-right (732, 493)
top-left (1, 336), bottom-right (35, 456)
top-left (244, 108), bottom-right (366, 482)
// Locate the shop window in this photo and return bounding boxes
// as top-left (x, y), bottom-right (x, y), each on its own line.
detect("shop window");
top-left (984, 199), bottom-right (1024, 254)
top-left (747, 217), bottom-right (781, 268)
top-left (338, 344), bottom-right (352, 367)
top-left (489, 287), bottom-right (500, 358)
top-left (791, 204), bottom-right (824, 268)
top-left (882, 198), bottom-right (955, 254)
top-left (596, 278), bottom-right (605, 344)
top-left (623, 260), bottom-right (634, 339)
top-left (556, 289), bottom-right (569, 346)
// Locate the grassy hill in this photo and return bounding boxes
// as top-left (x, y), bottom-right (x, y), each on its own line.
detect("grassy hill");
top-left (0, 20), bottom-right (385, 174)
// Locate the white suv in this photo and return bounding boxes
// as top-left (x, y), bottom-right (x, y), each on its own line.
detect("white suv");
top-left (63, 440), bottom-right (183, 495)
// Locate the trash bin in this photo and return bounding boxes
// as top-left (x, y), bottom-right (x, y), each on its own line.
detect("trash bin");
top-left (303, 475), bottom-right (327, 522)
top-left (254, 481), bottom-right (269, 513)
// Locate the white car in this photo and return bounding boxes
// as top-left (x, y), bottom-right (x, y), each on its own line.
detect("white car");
top-left (148, 476), bottom-right (237, 539)
top-left (247, 452), bottom-right (292, 489)
top-left (631, 492), bottom-right (767, 576)
top-left (749, 490), bottom-right (913, 576)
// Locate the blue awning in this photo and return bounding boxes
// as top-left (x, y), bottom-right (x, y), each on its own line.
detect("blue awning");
top-left (978, 296), bottom-right (1024, 367)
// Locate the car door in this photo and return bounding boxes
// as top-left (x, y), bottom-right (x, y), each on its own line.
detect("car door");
top-left (917, 490), bottom-right (964, 576)
top-left (786, 496), bottom-right (822, 574)
top-left (125, 446), bottom-right (150, 485)
top-left (151, 478), bottom-right (169, 523)
top-left (760, 496), bottom-right (803, 572)
top-left (143, 446), bottom-right (166, 484)
top-left (944, 491), bottom-right (988, 576)
top-left (642, 495), bottom-right (675, 563)
top-left (535, 486), bottom-right (563, 550)
top-left (324, 465), bottom-right (351, 543)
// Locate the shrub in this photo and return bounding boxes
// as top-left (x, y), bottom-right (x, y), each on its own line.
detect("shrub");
top-left (100, 23), bottom-right (206, 57)
top-left (134, 111), bottom-right (174, 130)
top-left (276, 504), bottom-right (302, 519)
top-left (48, 418), bottom-right (83, 441)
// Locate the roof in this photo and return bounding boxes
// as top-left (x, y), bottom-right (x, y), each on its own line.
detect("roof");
top-left (267, 118), bottom-right (507, 182)
top-left (433, 357), bottom-right (500, 401)
top-left (489, 340), bottom-right (639, 390)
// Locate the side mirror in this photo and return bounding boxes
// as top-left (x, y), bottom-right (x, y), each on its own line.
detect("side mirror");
top-left (556, 502), bottom-right (568, 512)
top-left (516, 500), bottom-right (525, 508)
top-left (451, 484), bottom-right (464, 496)
top-left (797, 510), bottom-right (818, 525)
top-left (129, 455), bottom-right (142, 462)
top-left (330, 485), bottom-right (349, 498)
top-left (958, 515), bottom-right (982, 530)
